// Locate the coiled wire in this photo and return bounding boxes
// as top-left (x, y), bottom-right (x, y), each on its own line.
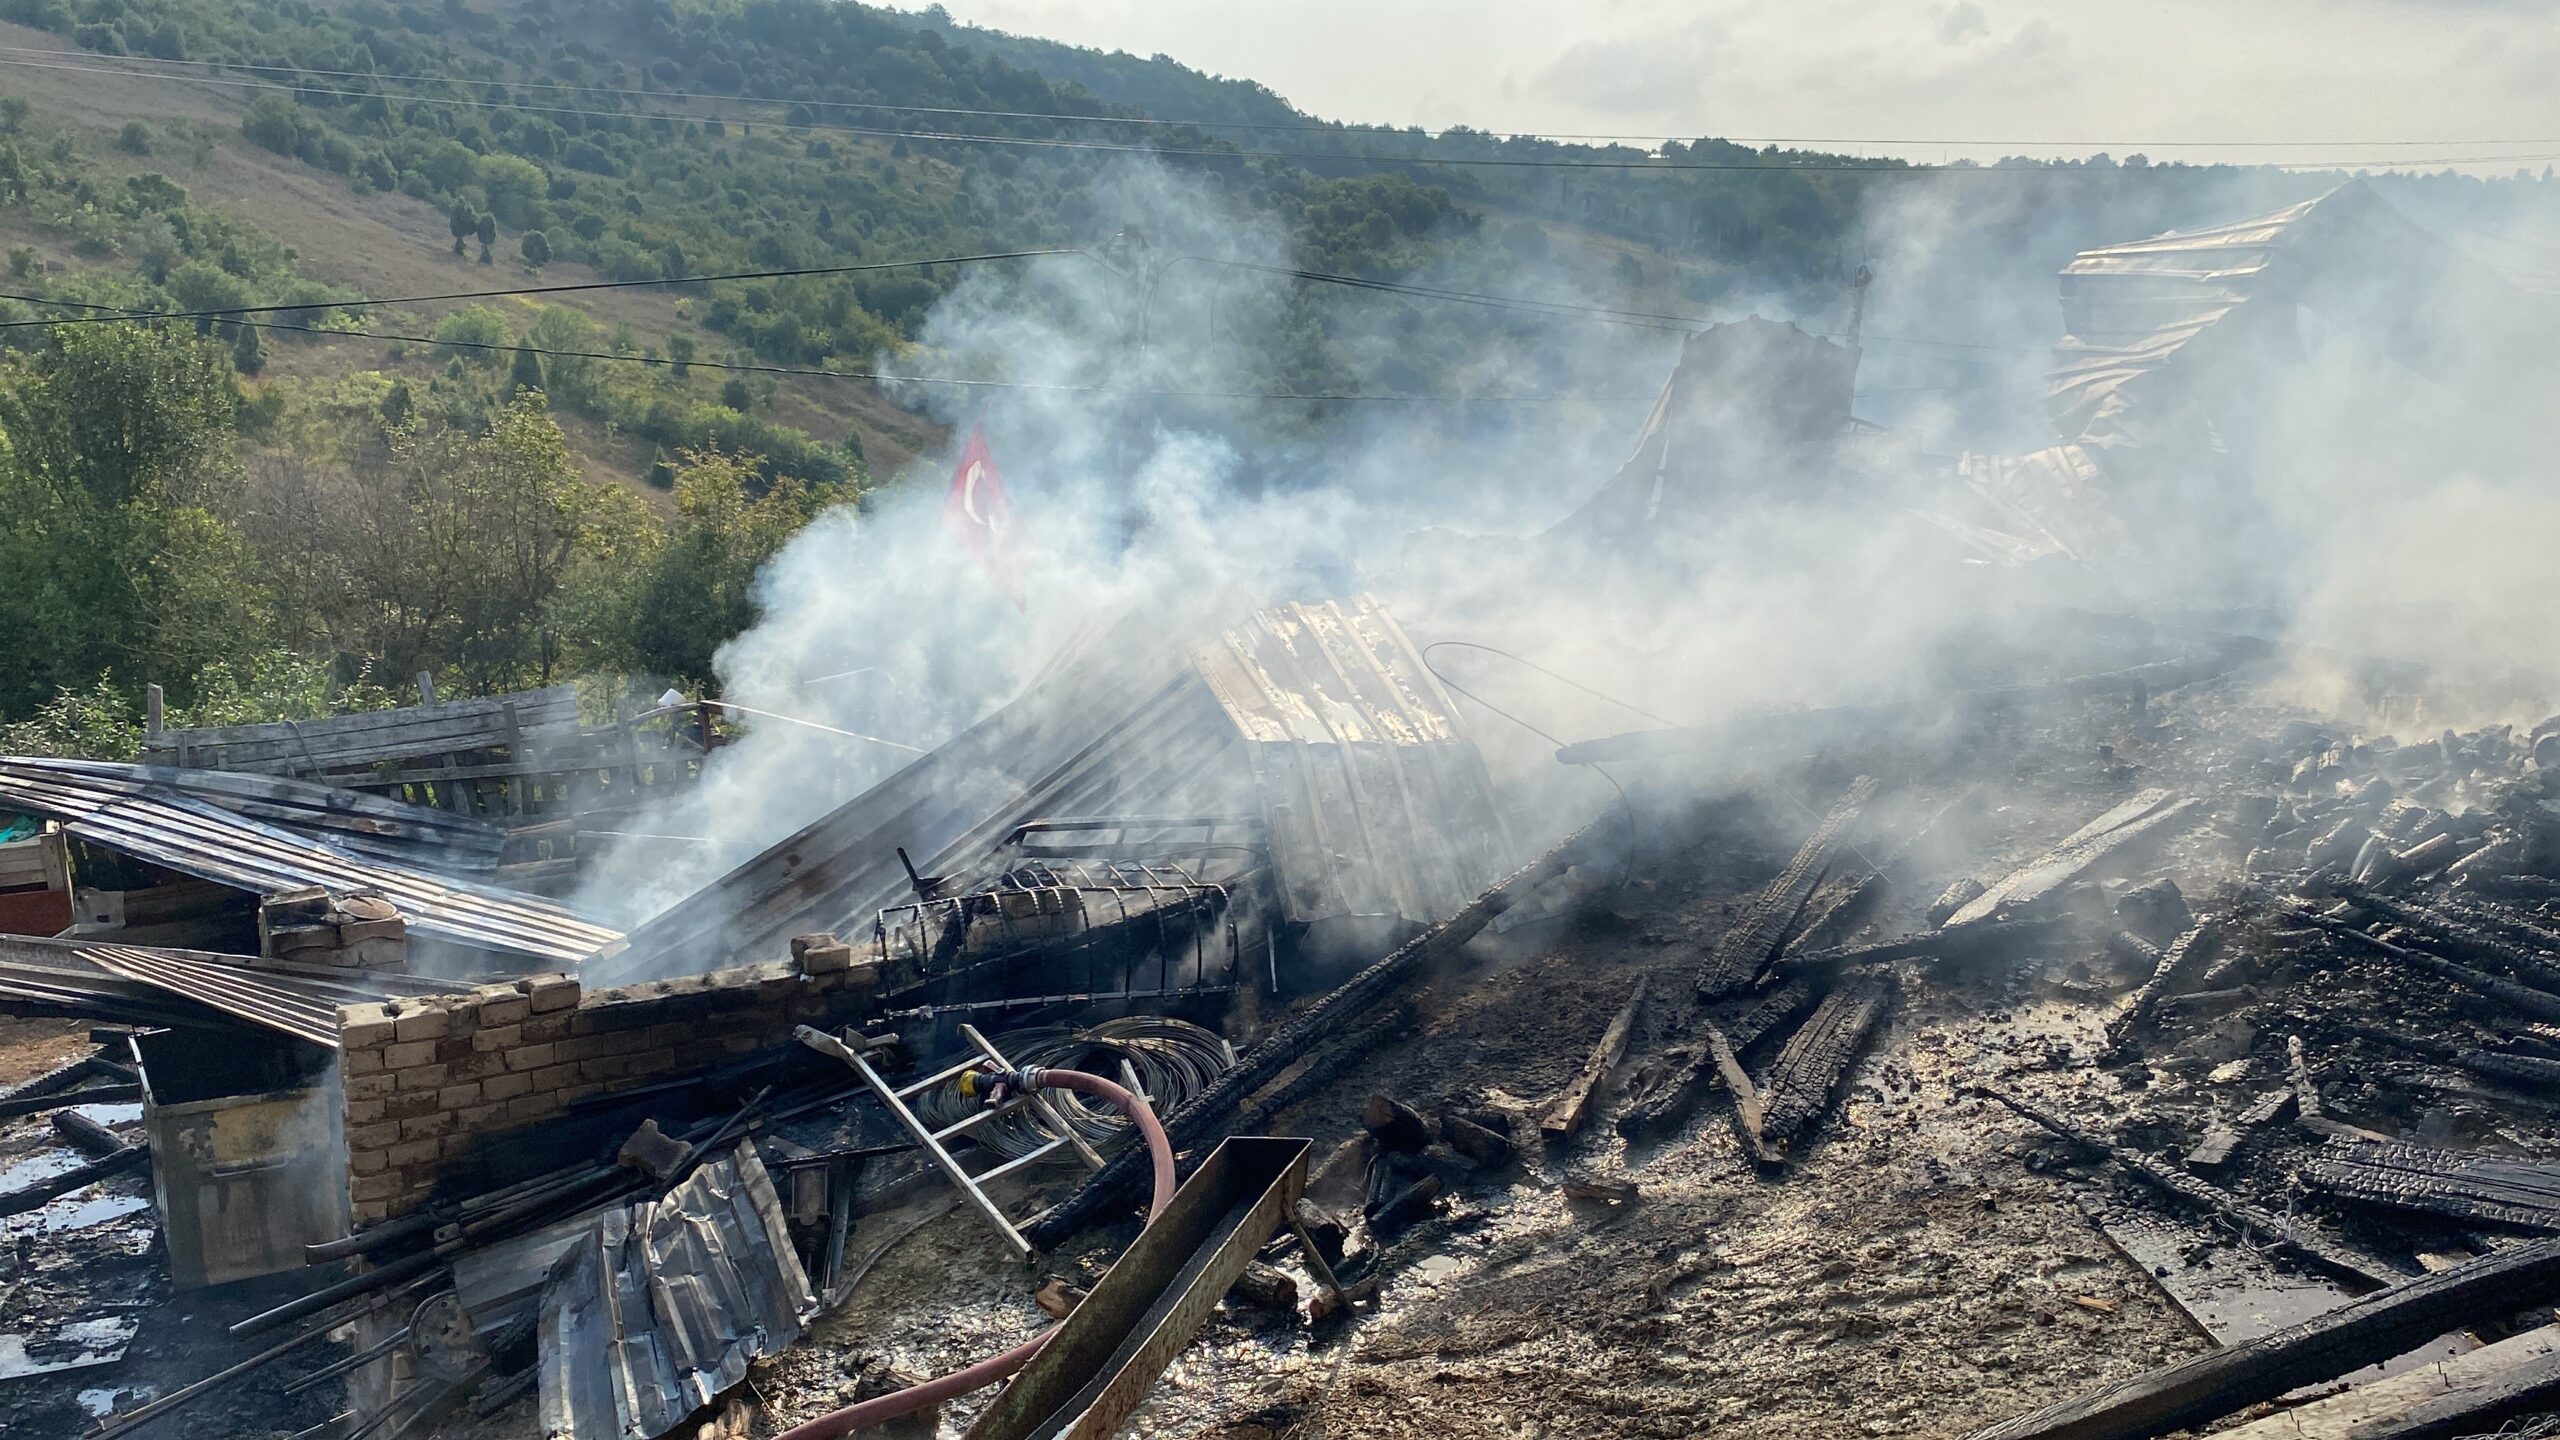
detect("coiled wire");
top-left (911, 1016), bottom-right (1236, 1161)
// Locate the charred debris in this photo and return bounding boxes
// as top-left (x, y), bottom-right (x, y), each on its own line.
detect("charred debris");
top-left (1, 185), bottom-right (2559, 1440)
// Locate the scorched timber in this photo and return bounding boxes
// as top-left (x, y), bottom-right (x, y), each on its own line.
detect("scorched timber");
top-left (1543, 973), bottom-right (1647, 1141)
top-left (2333, 883), bottom-right (2560, 992)
top-left (1978, 1089), bottom-right (2400, 1289)
top-left (1757, 974), bottom-right (1896, 1149)
top-left (2294, 909), bottom-right (2560, 1022)
top-left (1697, 776), bottom-right (1877, 999)
top-left (2105, 916), bottom-right (2228, 1049)
top-left (2301, 1139), bottom-right (2560, 1232)
top-left (1616, 981), bottom-right (1814, 1140)
top-left (1945, 790), bottom-right (2197, 927)
top-left (2206, 1323), bottom-right (2560, 1440)
top-left (1964, 1236), bottom-right (2560, 1440)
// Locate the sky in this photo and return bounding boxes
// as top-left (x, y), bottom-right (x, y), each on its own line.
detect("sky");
top-left (913, 1), bottom-right (2560, 173)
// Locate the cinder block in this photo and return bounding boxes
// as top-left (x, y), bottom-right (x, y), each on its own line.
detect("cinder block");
top-left (520, 1013), bottom-right (572, 1042)
top-left (343, 1072), bottom-right (397, 1102)
top-left (396, 1111), bottom-right (454, 1142)
top-left (344, 1100), bottom-right (387, 1126)
top-left (475, 993), bottom-right (531, 1028)
top-left (436, 1082), bottom-right (483, 1110)
top-left (391, 1004), bottom-right (450, 1043)
top-left (504, 1095), bottom-right (557, 1123)
top-left (383, 1090), bottom-right (440, 1121)
top-left (393, 1064), bottom-right (451, 1093)
top-left (337, 1002), bottom-right (397, 1049)
top-left (795, 939), bottom-right (857, 975)
top-left (352, 1172), bottom-right (408, 1202)
top-left (343, 1048), bottom-right (387, 1077)
top-left (453, 1103), bottom-right (501, 1130)
top-left (501, 1043), bottom-right (559, 1073)
top-left (469, 1024), bottom-right (523, 1053)
top-left (348, 1148), bottom-right (389, 1175)
top-left (351, 1199), bottom-right (392, 1227)
top-left (386, 1138), bottom-right (441, 1168)
top-left (480, 1071), bottom-right (533, 1102)
top-left (522, 973), bottom-right (581, 1012)
top-left (380, 1041), bottom-right (438, 1070)
top-left (347, 1121), bottom-right (402, 1151)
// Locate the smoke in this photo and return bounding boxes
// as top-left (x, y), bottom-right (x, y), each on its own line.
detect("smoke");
top-left (573, 157), bottom-right (2560, 938)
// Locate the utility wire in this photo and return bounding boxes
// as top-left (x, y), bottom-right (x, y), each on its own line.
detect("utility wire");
top-left (0, 248), bottom-right (1081, 330)
top-left (0, 290), bottom-right (1644, 405)
top-left (4, 44), bottom-right (2553, 154)
top-left (0, 53), bottom-right (2539, 175)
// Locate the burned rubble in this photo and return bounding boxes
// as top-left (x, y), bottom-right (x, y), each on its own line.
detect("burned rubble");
top-left (2, 187), bottom-right (2559, 1440)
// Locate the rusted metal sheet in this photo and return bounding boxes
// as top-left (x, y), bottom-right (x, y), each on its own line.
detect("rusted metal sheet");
top-left (0, 758), bottom-right (507, 873)
top-left (537, 1142), bottom-right (815, 1440)
top-left (0, 762), bottom-right (622, 967)
top-left (964, 1136), bottom-right (1312, 1440)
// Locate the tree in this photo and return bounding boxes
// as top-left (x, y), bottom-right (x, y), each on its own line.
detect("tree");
top-left (231, 324), bottom-right (265, 375)
top-left (666, 332), bottom-right (694, 377)
top-left (475, 213), bottom-right (497, 264)
top-left (519, 229), bottom-right (550, 266)
top-left (448, 201), bottom-right (476, 256)
top-left (114, 120), bottom-right (151, 155)
top-left (572, 448), bottom-right (825, 684)
top-left (508, 343), bottom-right (544, 395)
top-left (0, 326), bottom-right (270, 716)
top-left (380, 378), bottom-right (414, 428)
top-left (718, 376), bottom-right (753, 412)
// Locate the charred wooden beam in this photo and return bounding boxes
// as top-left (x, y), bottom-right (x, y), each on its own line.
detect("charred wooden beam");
top-left (2333, 883), bottom-right (2560, 992)
top-left (1362, 1095), bottom-right (1432, 1154)
top-left (1703, 1017), bottom-right (1781, 1164)
top-left (2105, 917), bottom-right (2228, 1049)
top-left (2204, 1322), bottom-right (2560, 1440)
top-left (1975, 1088), bottom-right (2402, 1289)
top-left (1945, 792), bottom-right (2198, 928)
top-left (1965, 1237), bottom-right (2560, 1440)
top-left (1440, 1112), bottom-right (1516, 1170)
top-left (1773, 915), bottom-right (2076, 982)
top-left (1024, 812), bottom-right (1610, 1247)
top-left (2300, 1139), bottom-right (2560, 1233)
top-left (2339, 1021), bottom-right (2560, 1097)
top-left (0, 1135), bottom-right (148, 1217)
top-left (1698, 777), bottom-right (1877, 999)
top-left (1759, 974), bottom-right (1897, 1150)
top-left (1543, 973), bottom-right (1648, 1142)
top-left (2295, 908), bottom-right (2560, 1021)
top-left (1615, 980), bottom-right (1813, 1140)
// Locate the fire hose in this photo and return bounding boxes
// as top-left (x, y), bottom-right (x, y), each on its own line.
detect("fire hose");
top-left (774, 1061), bottom-right (1177, 1440)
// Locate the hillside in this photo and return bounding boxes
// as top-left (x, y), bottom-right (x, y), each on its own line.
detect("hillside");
top-left (0, 0), bottom-right (2552, 743)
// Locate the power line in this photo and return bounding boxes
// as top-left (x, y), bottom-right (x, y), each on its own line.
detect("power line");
top-left (0, 248), bottom-right (1081, 330)
top-left (1, 52), bottom-right (2542, 175)
top-left (0, 290), bottom-right (1646, 405)
top-left (4, 43), bottom-right (2550, 155)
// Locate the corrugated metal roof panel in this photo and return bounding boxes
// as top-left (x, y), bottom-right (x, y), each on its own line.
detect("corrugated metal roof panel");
top-left (0, 758), bottom-right (506, 873)
top-left (0, 761), bottom-right (622, 968)
top-left (537, 1142), bottom-right (814, 1440)
top-left (0, 932), bottom-right (449, 1045)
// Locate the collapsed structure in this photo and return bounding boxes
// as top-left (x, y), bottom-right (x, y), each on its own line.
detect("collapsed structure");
top-left (3, 184), bottom-right (2559, 1440)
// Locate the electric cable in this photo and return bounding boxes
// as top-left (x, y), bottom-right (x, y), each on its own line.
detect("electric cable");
top-left (1418, 639), bottom-right (1643, 887)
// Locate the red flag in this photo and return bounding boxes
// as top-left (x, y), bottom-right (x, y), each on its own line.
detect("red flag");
top-left (941, 425), bottom-right (1024, 609)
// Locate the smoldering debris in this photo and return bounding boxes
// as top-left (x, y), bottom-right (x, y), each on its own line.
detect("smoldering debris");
top-left (2, 173), bottom-right (2560, 1440)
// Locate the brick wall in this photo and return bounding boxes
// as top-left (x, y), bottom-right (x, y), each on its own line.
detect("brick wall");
top-left (334, 950), bottom-right (878, 1226)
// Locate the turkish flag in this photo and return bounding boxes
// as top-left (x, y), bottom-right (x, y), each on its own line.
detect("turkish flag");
top-left (941, 425), bottom-right (1024, 609)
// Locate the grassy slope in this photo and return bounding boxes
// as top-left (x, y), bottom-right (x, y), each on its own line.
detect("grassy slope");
top-left (0, 15), bottom-right (949, 495)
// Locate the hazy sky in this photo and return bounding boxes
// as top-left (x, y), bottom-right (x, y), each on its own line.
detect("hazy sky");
top-left (915, 1), bottom-right (2560, 172)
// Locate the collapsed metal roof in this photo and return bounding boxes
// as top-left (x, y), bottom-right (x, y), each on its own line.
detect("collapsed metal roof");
top-left (0, 760), bottom-right (623, 968)
top-left (537, 1141), bottom-right (814, 1440)
top-left (0, 758), bottom-right (508, 874)
top-left (0, 932), bottom-right (450, 1046)
top-left (598, 593), bottom-right (1514, 984)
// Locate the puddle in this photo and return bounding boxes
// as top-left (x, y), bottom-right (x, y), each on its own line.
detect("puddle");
top-left (78, 1388), bottom-right (122, 1418)
top-left (0, 1150), bottom-right (85, 1190)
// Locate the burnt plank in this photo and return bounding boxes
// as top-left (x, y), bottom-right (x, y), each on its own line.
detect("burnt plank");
top-left (1946, 791), bottom-right (2197, 927)
top-left (2301, 1139), bottom-right (2560, 1232)
top-left (1758, 974), bottom-right (1896, 1147)
top-left (1543, 973), bottom-right (1648, 1141)
top-left (1698, 776), bottom-right (1878, 998)
top-left (1615, 981), bottom-right (1814, 1140)
top-left (1965, 1238), bottom-right (2560, 1440)
top-left (2206, 1323), bottom-right (2560, 1440)
top-left (2106, 917), bottom-right (2228, 1049)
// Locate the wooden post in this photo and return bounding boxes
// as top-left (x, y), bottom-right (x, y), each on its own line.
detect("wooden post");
top-left (416, 671), bottom-right (436, 707)
top-left (145, 683), bottom-right (164, 738)
top-left (1544, 974), bottom-right (1648, 1142)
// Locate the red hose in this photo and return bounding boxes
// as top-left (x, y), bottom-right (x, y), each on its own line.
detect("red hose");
top-left (775, 1067), bottom-right (1177, 1440)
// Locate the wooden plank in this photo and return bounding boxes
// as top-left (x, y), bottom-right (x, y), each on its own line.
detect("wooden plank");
top-left (1698, 776), bottom-right (1878, 998)
top-left (2302, 1140), bottom-right (2560, 1232)
top-left (1617, 980), bottom-right (1816, 1140)
top-left (2206, 1324), bottom-right (2560, 1440)
top-left (1544, 973), bottom-right (1648, 1140)
top-left (1966, 1238), bottom-right (2560, 1440)
top-left (1947, 791), bottom-right (2195, 927)
top-left (2107, 917), bottom-right (2229, 1049)
top-left (1703, 1018), bottom-right (1781, 1163)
